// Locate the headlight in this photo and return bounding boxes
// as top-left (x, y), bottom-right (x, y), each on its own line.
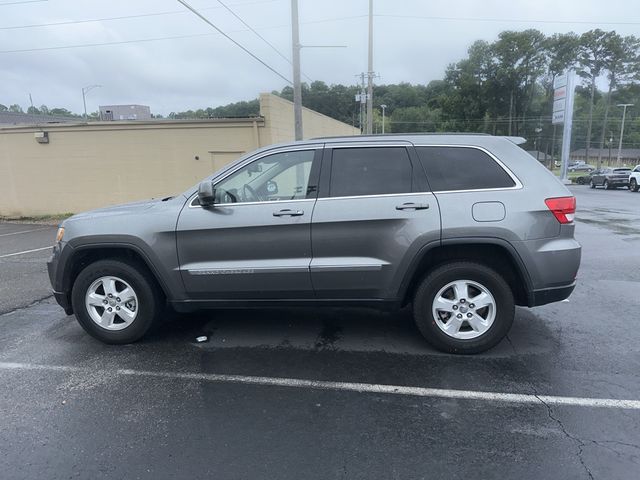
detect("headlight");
top-left (55, 227), bottom-right (65, 243)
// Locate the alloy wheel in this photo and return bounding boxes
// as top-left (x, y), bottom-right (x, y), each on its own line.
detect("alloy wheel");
top-left (432, 280), bottom-right (496, 340)
top-left (85, 276), bottom-right (139, 330)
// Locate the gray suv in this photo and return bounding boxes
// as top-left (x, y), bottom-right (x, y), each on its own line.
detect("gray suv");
top-left (47, 134), bottom-right (581, 354)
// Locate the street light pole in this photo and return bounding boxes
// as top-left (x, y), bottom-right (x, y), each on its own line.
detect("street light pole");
top-left (616, 104), bottom-right (633, 164)
top-left (291, 0), bottom-right (302, 141)
top-left (380, 104), bottom-right (387, 134)
top-left (366, 0), bottom-right (374, 134)
top-left (82, 84), bottom-right (102, 121)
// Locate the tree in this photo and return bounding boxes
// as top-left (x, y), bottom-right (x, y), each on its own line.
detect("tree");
top-left (491, 30), bottom-right (547, 136)
top-left (596, 34), bottom-right (640, 166)
top-left (9, 104), bottom-right (23, 113)
top-left (577, 29), bottom-right (616, 162)
top-left (0, 104), bottom-right (8, 112)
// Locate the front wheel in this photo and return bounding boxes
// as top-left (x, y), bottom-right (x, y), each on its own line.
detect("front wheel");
top-left (604, 179), bottom-right (610, 190)
top-left (71, 259), bottom-right (163, 344)
top-left (631, 179), bottom-right (639, 192)
top-left (590, 179), bottom-right (596, 189)
top-left (412, 262), bottom-right (515, 354)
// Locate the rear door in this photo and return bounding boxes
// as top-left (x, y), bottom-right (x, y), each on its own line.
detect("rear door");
top-left (310, 143), bottom-right (441, 299)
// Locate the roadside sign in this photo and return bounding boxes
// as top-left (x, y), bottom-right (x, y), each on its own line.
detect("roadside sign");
top-left (554, 70), bottom-right (576, 183)
top-left (553, 98), bottom-right (566, 113)
top-left (554, 86), bottom-right (567, 100)
top-left (552, 110), bottom-right (565, 124)
top-left (553, 73), bottom-right (568, 89)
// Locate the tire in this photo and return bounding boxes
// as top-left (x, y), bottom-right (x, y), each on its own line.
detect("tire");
top-left (604, 179), bottom-right (610, 190)
top-left (590, 179), bottom-right (596, 189)
top-left (412, 262), bottom-right (515, 354)
top-left (631, 179), bottom-right (639, 192)
top-left (577, 177), bottom-right (585, 185)
top-left (71, 259), bottom-right (163, 344)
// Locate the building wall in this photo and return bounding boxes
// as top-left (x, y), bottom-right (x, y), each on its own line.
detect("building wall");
top-left (259, 93), bottom-right (359, 144)
top-left (0, 93), bottom-right (359, 217)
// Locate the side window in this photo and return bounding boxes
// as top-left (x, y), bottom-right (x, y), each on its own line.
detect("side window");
top-left (329, 147), bottom-right (412, 197)
top-left (214, 150), bottom-right (316, 204)
top-left (416, 147), bottom-right (516, 191)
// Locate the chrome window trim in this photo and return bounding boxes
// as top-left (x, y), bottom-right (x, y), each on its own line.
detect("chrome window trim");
top-left (317, 191), bottom-right (433, 202)
top-left (189, 197), bottom-right (315, 209)
top-left (188, 145), bottom-right (322, 208)
top-left (413, 144), bottom-right (523, 192)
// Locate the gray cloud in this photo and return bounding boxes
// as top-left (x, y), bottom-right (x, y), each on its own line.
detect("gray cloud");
top-left (1, 0), bottom-right (637, 115)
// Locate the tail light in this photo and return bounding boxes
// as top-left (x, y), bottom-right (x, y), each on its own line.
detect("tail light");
top-left (545, 196), bottom-right (576, 224)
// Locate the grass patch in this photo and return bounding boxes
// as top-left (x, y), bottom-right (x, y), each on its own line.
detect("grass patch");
top-left (0, 213), bottom-right (74, 225)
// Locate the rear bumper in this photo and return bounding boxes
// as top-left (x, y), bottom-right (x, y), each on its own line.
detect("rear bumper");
top-left (529, 282), bottom-right (576, 307)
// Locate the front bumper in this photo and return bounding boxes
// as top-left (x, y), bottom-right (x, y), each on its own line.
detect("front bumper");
top-left (47, 242), bottom-right (74, 315)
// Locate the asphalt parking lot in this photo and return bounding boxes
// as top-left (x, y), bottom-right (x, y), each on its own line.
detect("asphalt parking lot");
top-left (1, 185), bottom-right (639, 479)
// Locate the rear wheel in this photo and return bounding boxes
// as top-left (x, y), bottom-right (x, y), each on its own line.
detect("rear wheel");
top-left (631, 178), bottom-right (639, 192)
top-left (71, 259), bottom-right (162, 344)
top-left (412, 262), bottom-right (515, 354)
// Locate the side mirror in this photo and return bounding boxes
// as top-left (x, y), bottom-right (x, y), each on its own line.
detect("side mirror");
top-left (197, 180), bottom-right (215, 207)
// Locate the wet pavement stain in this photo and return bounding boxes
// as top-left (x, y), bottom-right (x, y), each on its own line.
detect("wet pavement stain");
top-left (315, 320), bottom-right (343, 349)
top-left (576, 217), bottom-right (640, 236)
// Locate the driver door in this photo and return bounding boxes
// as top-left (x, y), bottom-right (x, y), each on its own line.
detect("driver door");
top-left (176, 147), bottom-right (321, 300)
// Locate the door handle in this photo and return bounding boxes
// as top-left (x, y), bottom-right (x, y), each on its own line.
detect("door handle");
top-left (273, 209), bottom-right (304, 217)
top-left (396, 202), bottom-right (429, 210)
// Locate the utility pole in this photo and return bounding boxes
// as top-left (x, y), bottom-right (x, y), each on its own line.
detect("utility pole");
top-left (365, 0), bottom-right (374, 134)
top-left (82, 84), bottom-right (101, 121)
top-left (291, 0), bottom-right (302, 141)
top-left (380, 104), bottom-right (387, 134)
top-left (616, 104), bottom-right (633, 164)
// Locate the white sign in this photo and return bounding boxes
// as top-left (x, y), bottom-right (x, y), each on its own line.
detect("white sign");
top-left (553, 98), bottom-right (566, 113)
top-left (552, 110), bottom-right (565, 125)
top-left (553, 73), bottom-right (568, 89)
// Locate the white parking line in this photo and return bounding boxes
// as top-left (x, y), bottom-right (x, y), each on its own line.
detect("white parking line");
top-left (0, 227), bottom-right (49, 237)
top-left (1, 361), bottom-right (639, 410)
top-left (0, 246), bottom-right (52, 258)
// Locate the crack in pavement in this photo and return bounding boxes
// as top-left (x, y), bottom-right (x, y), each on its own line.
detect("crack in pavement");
top-left (506, 333), bottom-right (596, 479)
top-left (534, 391), bottom-right (594, 480)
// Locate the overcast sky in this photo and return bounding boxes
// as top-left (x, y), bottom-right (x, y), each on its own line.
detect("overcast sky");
top-left (0, 0), bottom-right (638, 116)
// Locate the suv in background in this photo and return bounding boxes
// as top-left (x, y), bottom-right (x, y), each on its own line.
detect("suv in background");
top-left (47, 135), bottom-right (581, 354)
top-left (629, 165), bottom-right (640, 192)
top-left (590, 167), bottom-right (632, 189)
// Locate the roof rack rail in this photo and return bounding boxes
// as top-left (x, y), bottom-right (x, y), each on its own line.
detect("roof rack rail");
top-left (310, 132), bottom-right (492, 140)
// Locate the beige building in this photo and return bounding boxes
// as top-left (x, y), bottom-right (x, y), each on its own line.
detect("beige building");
top-left (0, 93), bottom-right (359, 217)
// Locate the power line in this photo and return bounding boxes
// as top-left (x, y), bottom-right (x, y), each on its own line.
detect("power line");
top-left (0, 33), bottom-right (215, 54)
top-left (375, 13), bottom-right (640, 27)
top-left (0, 16), bottom-right (363, 54)
top-left (0, 0), bottom-right (276, 30)
top-left (0, 0), bottom-right (46, 5)
top-left (216, 0), bottom-right (289, 64)
top-left (215, 0), bottom-right (312, 82)
top-left (176, 0), bottom-right (291, 84)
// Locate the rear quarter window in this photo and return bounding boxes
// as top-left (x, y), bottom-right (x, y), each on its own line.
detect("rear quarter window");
top-left (416, 146), bottom-right (516, 191)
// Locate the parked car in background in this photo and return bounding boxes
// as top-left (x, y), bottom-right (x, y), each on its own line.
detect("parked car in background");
top-left (575, 169), bottom-right (601, 185)
top-left (590, 167), bottom-right (632, 189)
top-left (629, 165), bottom-right (640, 192)
top-left (48, 134), bottom-right (581, 354)
top-left (568, 163), bottom-right (595, 172)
